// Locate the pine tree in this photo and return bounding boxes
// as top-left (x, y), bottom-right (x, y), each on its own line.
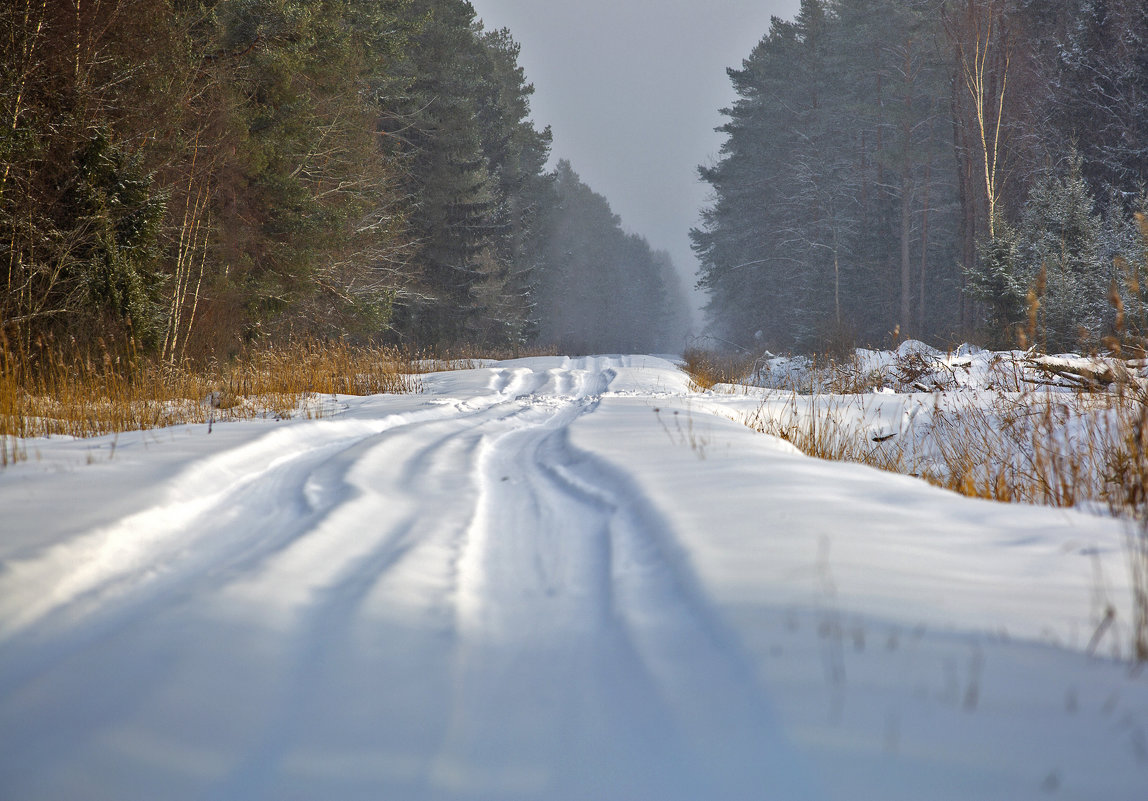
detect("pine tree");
top-left (470, 25), bottom-right (552, 345)
top-left (694, 0), bottom-right (962, 350)
top-left (1052, 0), bottom-right (1148, 198)
top-left (532, 161), bottom-right (687, 353)
top-left (71, 131), bottom-right (168, 347)
top-left (382, 0), bottom-right (498, 343)
top-left (692, 7), bottom-right (815, 349)
top-left (966, 220), bottom-right (1027, 343)
top-left (211, 0), bottom-right (414, 341)
top-left (1018, 152), bottom-right (1110, 350)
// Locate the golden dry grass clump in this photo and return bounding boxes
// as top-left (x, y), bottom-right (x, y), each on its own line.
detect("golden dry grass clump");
top-left (0, 335), bottom-right (571, 468)
top-left (0, 334), bottom-right (428, 463)
top-left (680, 347), bottom-right (758, 392)
top-left (685, 345), bottom-right (1148, 662)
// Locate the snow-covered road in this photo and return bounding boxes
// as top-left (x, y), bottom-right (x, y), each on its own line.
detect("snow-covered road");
top-left (1, 356), bottom-right (1145, 800)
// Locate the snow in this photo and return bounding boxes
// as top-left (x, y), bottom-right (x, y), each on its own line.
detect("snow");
top-left (748, 340), bottom-right (1148, 394)
top-left (1, 355), bottom-right (1145, 800)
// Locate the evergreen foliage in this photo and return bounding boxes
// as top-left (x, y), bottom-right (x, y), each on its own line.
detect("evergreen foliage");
top-left (1047, 0), bottom-right (1148, 199)
top-left (966, 221), bottom-right (1026, 345)
top-left (533, 162), bottom-right (687, 354)
top-left (1, 0), bottom-right (685, 355)
top-left (384, 0), bottom-right (498, 344)
top-left (695, 0), bottom-right (960, 351)
top-left (1016, 154), bottom-right (1110, 351)
top-left (72, 131), bottom-right (168, 347)
top-left (697, 0), bottom-right (1148, 354)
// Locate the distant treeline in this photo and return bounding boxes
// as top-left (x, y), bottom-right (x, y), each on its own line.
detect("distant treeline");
top-left (694, 0), bottom-right (1148, 353)
top-left (0, 0), bottom-right (689, 358)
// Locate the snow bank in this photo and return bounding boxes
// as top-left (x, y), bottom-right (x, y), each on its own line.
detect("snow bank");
top-left (0, 355), bottom-right (1144, 800)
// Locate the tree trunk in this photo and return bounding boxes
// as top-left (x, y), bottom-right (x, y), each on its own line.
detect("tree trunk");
top-left (901, 159), bottom-right (912, 337)
top-left (900, 40), bottom-right (915, 338)
top-left (918, 158), bottom-right (932, 335)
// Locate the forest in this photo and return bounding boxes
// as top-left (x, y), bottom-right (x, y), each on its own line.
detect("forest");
top-left (693, 0), bottom-right (1148, 354)
top-left (0, 0), bottom-right (690, 359)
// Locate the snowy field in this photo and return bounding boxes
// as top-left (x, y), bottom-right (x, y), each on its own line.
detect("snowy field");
top-left (1, 355), bottom-right (1146, 800)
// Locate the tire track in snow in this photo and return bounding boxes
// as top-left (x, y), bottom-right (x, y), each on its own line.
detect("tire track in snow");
top-left (0, 372), bottom-right (551, 637)
top-left (544, 429), bottom-right (816, 797)
top-left (0, 387), bottom-right (542, 697)
top-left (203, 363), bottom-right (622, 797)
top-left (0, 371), bottom-right (583, 796)
top-left (430, 391), bottom-right (695, 800)
top-left (429, 358), bottom-right (814, 799)
top-left (0, 356), bottom-right (817, 801)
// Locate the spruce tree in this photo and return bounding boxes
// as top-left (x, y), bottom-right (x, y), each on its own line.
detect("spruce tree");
top-left (383, 0), bottom-right (498, 343)
top-left (1018, 153), bottom-right (1109, 351)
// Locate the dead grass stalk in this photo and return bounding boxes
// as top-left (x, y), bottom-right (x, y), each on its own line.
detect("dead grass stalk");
top-left (681, 347), bottom-right (757, 392)
top-left (0, 334), bottom-right (429, 443)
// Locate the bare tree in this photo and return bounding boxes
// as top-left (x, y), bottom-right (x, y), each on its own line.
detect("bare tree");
top-left (944, 0), bottom-right (1014, 240)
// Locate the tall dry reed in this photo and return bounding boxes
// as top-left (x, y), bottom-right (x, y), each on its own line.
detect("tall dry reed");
top-left (0, 333), bottom-right (424, 446)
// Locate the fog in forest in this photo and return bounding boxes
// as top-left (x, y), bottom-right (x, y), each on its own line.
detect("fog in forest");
top-left (476, 0), bottom-right (1148, 356)
top-left (5, 1), bottom-right (1146, 357)
top-left (470, 0), bottom-right (803, 331)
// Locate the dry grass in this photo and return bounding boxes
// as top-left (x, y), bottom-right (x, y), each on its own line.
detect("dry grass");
top-left (681, 347), bottom-right (758, 391)
top-left (741, 374), bottom-right (1148, 662)
top-left (1, 335), bottom-right (562, 455)
top-left (683, 344), bottom-right (1148, 660)
top-left (741, 374), bottom-right (1148, 511)
top-left (0, 333), bottom-right (430, 447)
top-left (682, 345), bottom-right (1143, 506)
top-left (745, 392), bottom-right (909, 472)
top-left (933, 387), bottom-right (1148, 662)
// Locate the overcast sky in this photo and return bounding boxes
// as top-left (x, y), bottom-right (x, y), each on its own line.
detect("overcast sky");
top-left (468, 0), bottom-right (802, 321)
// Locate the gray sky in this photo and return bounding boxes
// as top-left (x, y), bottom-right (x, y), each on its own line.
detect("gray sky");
top-left (468, 0), bottom-right (802, 322)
